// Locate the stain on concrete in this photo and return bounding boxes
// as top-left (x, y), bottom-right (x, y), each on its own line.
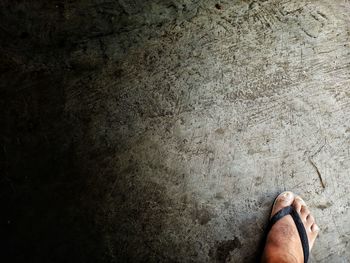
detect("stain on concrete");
top-left (316, 202), bottom-right (332, 210)
top-left (215, 128), bottom-right (225, 135)
top-left (192, 206), bottom-right (213, 225)
top-left (209, 238), bottom-right (243, 262)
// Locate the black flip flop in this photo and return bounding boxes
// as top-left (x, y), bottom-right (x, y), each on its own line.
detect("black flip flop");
top-left (259, 195), bottom-right (309, 263)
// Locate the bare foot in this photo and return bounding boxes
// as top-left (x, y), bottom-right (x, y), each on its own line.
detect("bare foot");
top-left (261, 192), bottom-right (319, 263)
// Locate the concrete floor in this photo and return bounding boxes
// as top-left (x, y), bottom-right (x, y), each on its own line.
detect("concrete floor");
top-left (2, 0), bottom-right (350, 262)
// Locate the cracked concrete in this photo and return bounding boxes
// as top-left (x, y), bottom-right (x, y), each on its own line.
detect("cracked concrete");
top-left (2, 0), bottom-right (350, 262)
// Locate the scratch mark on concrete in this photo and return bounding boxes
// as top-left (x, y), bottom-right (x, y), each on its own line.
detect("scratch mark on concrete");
top-left (308, 157), bottom-right (325, 189)
top-left (311, 138), bottom-right (327, 158)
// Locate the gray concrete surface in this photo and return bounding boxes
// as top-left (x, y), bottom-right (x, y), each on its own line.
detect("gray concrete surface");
top-left (2, 0), bottom-right (350, 262)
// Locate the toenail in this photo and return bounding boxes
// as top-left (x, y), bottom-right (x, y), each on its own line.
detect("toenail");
top-left (296, 196), bottom-right (305, 203)
top-left (281, 192), bottom-right (293, 201)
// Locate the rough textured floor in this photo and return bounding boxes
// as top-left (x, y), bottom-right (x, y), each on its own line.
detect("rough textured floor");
top-left (1, 0), bottom-right (350, 262)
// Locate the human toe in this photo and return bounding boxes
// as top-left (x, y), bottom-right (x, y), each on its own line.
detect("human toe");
top-left (271, 191), bottom-right (294, 218)
top-left (292, 195), bottom-right (306, 213)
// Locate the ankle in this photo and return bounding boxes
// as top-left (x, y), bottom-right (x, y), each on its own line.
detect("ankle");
top-left (262, 244), bottom-right (301, 263)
